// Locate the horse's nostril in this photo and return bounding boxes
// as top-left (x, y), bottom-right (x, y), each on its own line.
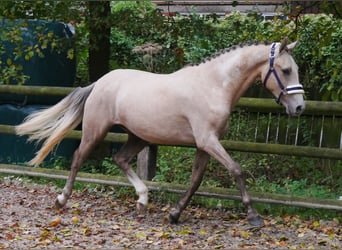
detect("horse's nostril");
top-left (296, 105), bottom-right (303, 114)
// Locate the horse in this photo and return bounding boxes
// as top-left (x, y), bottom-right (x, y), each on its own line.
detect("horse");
top-left (16, 38), bottom-right (305, 227)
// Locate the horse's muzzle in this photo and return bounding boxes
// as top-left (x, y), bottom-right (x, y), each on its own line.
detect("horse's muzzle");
top-left (295, 105), bottom-right (304, 115)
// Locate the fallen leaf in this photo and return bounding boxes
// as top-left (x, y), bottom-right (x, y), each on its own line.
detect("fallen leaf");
top-left (240, 230), bottom-right (250, 239)
top-left (5, 233), bottom-right (14, 240)
top-left (312, 220), bottom-right (320, 228)
top-left (49, 217), bottom-right (61, 227)
top-left (82, 226), bottom-right (91, 236)
top-left (298, 233), bottom-right (305, 238)
top-left (135, 231), bottom-right (146, 240)
top-left (71, 202), bottom-right (80, 208)
top-left (71, 216), bottom-right (79, 225)
top-left (318, 240), bottom-right (327, 246)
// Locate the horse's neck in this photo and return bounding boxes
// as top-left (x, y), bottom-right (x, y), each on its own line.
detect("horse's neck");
top-left (205, 45), bottom-right (269, 105)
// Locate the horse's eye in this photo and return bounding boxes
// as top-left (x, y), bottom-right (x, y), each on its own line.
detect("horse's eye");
top-left (282, 68), bottom-right (291, 75)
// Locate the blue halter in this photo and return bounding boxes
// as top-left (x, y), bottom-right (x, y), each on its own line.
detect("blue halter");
top-left (263, 43), bottom-right (304, 104)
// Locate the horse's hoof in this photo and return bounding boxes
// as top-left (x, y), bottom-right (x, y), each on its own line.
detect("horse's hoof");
top-left (169, 208), bottom-right (180, 224)
top-left (54, 199), bottom-right (64, 209)
top-left (136, 202), bottom-right (147, 215)
top-left (248, 215), bottom-right (264, 227)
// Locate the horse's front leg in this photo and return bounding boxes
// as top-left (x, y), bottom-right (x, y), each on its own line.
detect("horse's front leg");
top-left (169, 149), bottom-right (210, 224)
top-left (200, 135), bottom-right (264, 227)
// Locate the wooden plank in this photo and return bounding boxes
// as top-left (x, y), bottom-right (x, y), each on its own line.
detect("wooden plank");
top-left (0, 124), bottom-right (340, 159)
top-left (220, 140), bottom-right (342, 160)
top-left (152, 1), bottom-right (281, 6)
top-left (0, 164), bottom-right (341, 211)
top-left (0, 84), bottom-right (73, 96)
top-left (0, 124), bottom-right (128, 143)
top-left (1, 85), bottom-right (341, 115)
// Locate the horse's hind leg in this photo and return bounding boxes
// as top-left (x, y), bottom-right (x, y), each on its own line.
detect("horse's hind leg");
top-left (169, 149), bottom-right (210, 224)
top-left (55, 123), bottom-right (109, 208)
top-left (113, 133), bottom-right (149, 212)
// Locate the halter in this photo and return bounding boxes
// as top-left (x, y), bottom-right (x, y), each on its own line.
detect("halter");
top-left (263, 43), bottom-right (304, 104)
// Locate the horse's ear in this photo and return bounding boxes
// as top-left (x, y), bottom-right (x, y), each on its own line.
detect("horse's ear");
top-left (286, 41), bottom-right (298, 53)
top-left (279, 37), bottom-right (288, 53)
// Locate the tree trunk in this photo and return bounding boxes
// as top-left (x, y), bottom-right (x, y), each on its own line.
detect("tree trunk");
top-left (88, 1), bottom-right (111, 82)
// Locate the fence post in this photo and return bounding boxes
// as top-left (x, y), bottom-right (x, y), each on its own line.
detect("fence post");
top-left (136, 145), bottom-right (158, 180)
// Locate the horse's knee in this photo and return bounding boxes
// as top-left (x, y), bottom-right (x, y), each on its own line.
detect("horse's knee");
top-left (230, 161), bottom-right (242, 178)
top-left (112, 154), bottom-right (129, 172)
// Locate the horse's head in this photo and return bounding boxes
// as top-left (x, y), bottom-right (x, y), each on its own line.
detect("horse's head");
top-left (261, 38), bottom-right (305, 116)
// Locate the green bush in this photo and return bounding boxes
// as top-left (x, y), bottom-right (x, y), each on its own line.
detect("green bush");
top-left (108, 5), bottom-right (341, 101)
top-left (294, 14), bottom-right (342, 100)
top-left (2, 1), bottom-right (340, 100)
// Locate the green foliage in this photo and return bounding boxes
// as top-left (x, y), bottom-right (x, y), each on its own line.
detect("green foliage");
top-left (154, 146), bottom-right (194, 184)
top-left (108, 4), bottom-right (341, 100)
top-left (1, 1), bottom-right (340, 99)
top-left (0, 1), bottom-right (84, 85)
top-left (0, 19), bottom-right (76, 85)
top-left (294, 14), bottom-right (342, 101)
top-left (0, 0), bottom-right (82, 21)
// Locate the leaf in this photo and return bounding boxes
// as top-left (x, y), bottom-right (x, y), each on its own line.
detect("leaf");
top-left (298, 233), bottom-right (305, 238)
top-left (49, 217), bottom-right (61, 227)
top-left (60, 228), bottom-right (70, 233)
top-left (6, 58), bottom-right (12, 66)
top-left (53, 235), bottom-right (62, 242)
top-left (312, 220), bottom-right (320, 228)
top-left (83, 226), bottom-right (92, 236)
top-left (5, 233), bottom-right (14, 240)
top-left (40, 229), bottom-right (52, 240)
top-left (318, 240), bottom-right (327, 246)
top-left (71, 216), bottom-right (79, 225)
top-left (71, 203), bottom-right (80, 208)
top-left (135, 231), bottom-right (146, 240)
top-left (67, 49), bottom-right (74, 60)
top-left (240, 230), bottom-right (250, 239)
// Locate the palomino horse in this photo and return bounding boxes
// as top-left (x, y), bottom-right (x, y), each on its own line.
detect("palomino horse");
top-left (16, 38), bottom-right (305, 227)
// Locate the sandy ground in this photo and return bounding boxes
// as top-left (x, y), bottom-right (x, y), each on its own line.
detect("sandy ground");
top-left (0, 176), bottom-right (341, 249)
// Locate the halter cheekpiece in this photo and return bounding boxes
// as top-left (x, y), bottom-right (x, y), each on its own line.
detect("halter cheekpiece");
top-left (263, 43), bottom-right (304, 104)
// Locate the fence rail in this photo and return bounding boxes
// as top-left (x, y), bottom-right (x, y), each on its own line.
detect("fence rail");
top-left (1, 85), bottom-right (342, 114)
top-left (1, 164), bottom-right (341, 211)
top-left (0, 124), bottom-right (341, 160)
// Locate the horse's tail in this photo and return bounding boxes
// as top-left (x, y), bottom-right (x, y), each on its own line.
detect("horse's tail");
top-left (15, 84), bottom-right (95, 166)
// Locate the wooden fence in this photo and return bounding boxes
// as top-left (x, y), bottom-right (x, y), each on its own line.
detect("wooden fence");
top-left (0, 84), bottom-right (341, 211)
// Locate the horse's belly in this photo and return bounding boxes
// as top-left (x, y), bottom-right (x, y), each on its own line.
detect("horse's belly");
top-left (119, 115), bottom-right (196, 146)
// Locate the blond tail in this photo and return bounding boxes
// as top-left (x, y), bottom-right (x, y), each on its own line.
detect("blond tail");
top-left (15, 84), bottom-right (94, 166)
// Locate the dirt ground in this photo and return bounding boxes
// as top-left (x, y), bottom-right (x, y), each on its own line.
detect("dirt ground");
top-left (0, 176), bottom-right (341, 249)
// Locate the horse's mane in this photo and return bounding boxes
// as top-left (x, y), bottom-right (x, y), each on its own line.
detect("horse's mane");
top-left (190, 40), bottom-right (271, 66)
